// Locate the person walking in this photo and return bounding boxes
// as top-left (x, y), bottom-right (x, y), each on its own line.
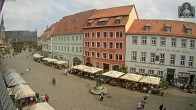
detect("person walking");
top-left (99, 92), bottom-right (104, 101)
top-left (52, 77), bottom-right (56, 86)
top-left (35, 92), bottom-right (40, 102)
top-left (159, 103), bottom-right (164, 110)
top-left (64, 69), bottom-right (68, 76)
top-left (45, 94), bottom-right (49, 102)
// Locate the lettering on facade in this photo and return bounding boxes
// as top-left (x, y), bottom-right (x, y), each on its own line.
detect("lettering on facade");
top-left (156, 48), bottom-right (189, 54)
top-left (135, 64), bottom-right (160, 69)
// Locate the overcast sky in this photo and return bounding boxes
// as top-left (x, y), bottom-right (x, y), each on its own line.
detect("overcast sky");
top-left (1, 0), bottom-right (196, 36)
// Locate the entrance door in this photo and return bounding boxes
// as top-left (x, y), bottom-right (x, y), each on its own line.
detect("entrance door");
top-left (167, 68), bottom-right (175, 85)
top-left (103, 63), bottom-right (109, 73)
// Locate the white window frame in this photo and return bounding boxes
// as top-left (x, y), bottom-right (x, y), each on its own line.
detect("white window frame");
top-left (109, 53), bottom-right (113, 60)
top-left (160, 37), bottom-right (166, 46)
top-left (150, 53), bottom-right (156, 63)
top-left (170, 54), bottom-right (176, 65)
top-left (103, 41), bottom-right (107, 48)
top-left (171, 38), bottom-right (176, 47)
top-left (189, 56), bottom-right (194, 67)
top-left (102, 52), bottom-right (107, 59)
top-left (131, 51), bottom-right (137, 61)
top-left (159, 53), bottom-right (165, 64)
top-left (181, 39), bottom-right (187, 48)
top-left (151, 37), bottom-right (156, 46)
top-left (96, 42), bottom-right (100, 48)
top-left (141, 52), bottom-right (146, 62)
top-left (190, 40), bottom-right (195, 49)
top-left (180, 55), bottom-right (185, 66)
top-left (132, 36), bottom-right (138, 45)
top-left (141, 36), bottom-right (147, 45)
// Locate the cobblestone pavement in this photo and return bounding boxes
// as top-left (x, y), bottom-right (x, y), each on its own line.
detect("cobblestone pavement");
top-left (2, 52), bottom-right (196, 110)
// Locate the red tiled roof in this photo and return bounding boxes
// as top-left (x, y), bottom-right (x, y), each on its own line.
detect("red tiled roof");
top-left (89, 5), bottom-right (134, 19)
top-left (40, 22), bottom-right (58, 39)
top-left (53, 9), bottom-right (96, 36)
top-left (127, 19), bottom-right (196, 38)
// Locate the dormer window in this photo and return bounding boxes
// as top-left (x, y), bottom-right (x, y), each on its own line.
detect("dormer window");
top-left (186, 28), bottom-right (192, 34)
top-left (115, 20), bottom-right (121, 24)
top-left (87, 20), bottom-right (94, 26)
top-left (144, 26), bottom-right (151, 31)
top-left (98, 18), bottom-right (109, 25)
top-left (165, 27), bottom-right (171, 32)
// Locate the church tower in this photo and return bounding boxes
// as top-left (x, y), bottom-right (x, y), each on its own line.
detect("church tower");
top-left (0, 15), bottom-right (5, 40)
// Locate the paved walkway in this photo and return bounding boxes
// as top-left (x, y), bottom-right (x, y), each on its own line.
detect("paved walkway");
top-left (2, 52), bottom-right (196, 110)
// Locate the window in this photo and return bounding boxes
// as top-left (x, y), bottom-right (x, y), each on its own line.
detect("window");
top-left (115, 19), bottom-right (121, 24)
top-left (132, 36), bottom-right (138, 44)
top-left (80, 36), bottom-right (82, 40)
top-left (148, 70), bottom-right (154, 76)
top-left (115, 54), bottom-right (122, 60)
top-left (165, 27), bottom-right (171, 32)
top-left (76, 36), bottom-right (78, 41)
top-left (109, 54), bottom-right (113, 60)
top-left (95, 62), bottom-right (99, 68)
top-left (116, 31), bottom-right (119, 37)
top-left (186, 29), bottom-right (192, 34)
top-left (103, 32), bottom-right (107, 37)
top-left (72, 46), bottom-right (74, 52)
top-left (189, 56), bottom-right (194, 67)
top-left (61, 46), bottom-right (63, 51)
top-left (132, 51), bottom-right (137, 61)
top-left (64, 46), bottom-right (66, 51)
top-left (103, 53), bottom-right (107, 59)
top-left (96, 52), bottom-right (100, 58)
top-left (67, 36), bottom-right (69, 41)
top-left (92, 32), bottom-right (95, 38)
top-left (141, 36), bottom-right (147, 45)
top-left (170, 54), bottom-right (176, 65)
top-left (190, 40), bottom-right (195, 49)
top-left (160, 53), bottom-right (165, 64)
top-left (144, 26), bottom-right (151, 31)
top-left (103, 42), bottom-right (107, 48)
top-left (120, 31), bottom-right (123, 37)
top-left (116, 43), bottom-right (123, 49)
top-left (130, 67), bottom-right (136, 73)
top-left (112, 65), bottom-right (120, 71)
top-left (141, 52), bottom-right (146, 62)
top-left (72, 36), bottom-right (74, 41)
top-left (92, 42), bottom-right (95, 47)
top-left (150, 53), bottom-right (156, 63)
top-left (109, 42), bottom-right (113, 48)
top-left (151, 37), bottom-right (156, 45)
top-left (87, 42), bottom-right (90, 47)
top-left (87, 22), bottom-right (91, 26)
top-left (181, 39), bottom-right (187, 48)
top-left (80, 47), bottom-right (82, 52)
top-left (96, 32), bottom-right (100, 37)
top-left (160, 37), bottom-right (166, 46)
top-left (109, 32), bottom-right (113, 37)
top-left (157, 71), bottom-right (163, 76)
top-left (85, 42), bottom-right (88, 47)
top-left (75, 47), bottom-right (78, 52)
top-left (91, 52), bottom-right (95, 57)
top-left (96, 42), bottom-right (100, 48)
top-left (98, 21), bottom-right (106, 25)
top-left (139, 69), bottom-right (145, 74)
top-left (59, 46), bottom-right (60, 51)
top-left (171, 38), bottom-right (176, 47)
top-left (180, 55), bottom-right (185, 66)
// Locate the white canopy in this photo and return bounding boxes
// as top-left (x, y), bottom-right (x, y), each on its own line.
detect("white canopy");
top-left (11, 84), bottom-right (35, 99)
top-left (42, 58), bottom-right (52, 61)
top-left (102, 71), bottom-right (125, 78)
top-left (47, 58), bottom-right (58, 63)
top-left (72, 65), bottom-right (102, 74)
top-left (5, 73), bottom-right (26, 87)
top-left (139, 76), bottom-right (161, 85)
top-left (54, 61), bottom-right (68, 65)
top-left (120, 73), bottom-right (143, 82)
top-left (33, 54), bottom-right (40, 58)
top-left (22, 102), bottom-right (55, 110)
top-left (3, 69), bottom-right (16, 78)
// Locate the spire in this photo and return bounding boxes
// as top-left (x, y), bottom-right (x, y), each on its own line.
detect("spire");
top-left (1, 15), bottom-right (4, 26)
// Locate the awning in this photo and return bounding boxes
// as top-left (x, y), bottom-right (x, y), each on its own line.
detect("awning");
top-left (3, 69), bottom-right (16, 78)
top-left (72, 65), bottom-right (102, 74)
top-left (102, 71), bottom-right (125, 78)
top-left (11, 84), bottom-right (35, 99)
top-left (5, 73), bottom-right (26, 87)
top-left (33, 54), bottom-right (40, 58)
top-left (54, 61), bottom-right (68, 65)
top-left (22, 102), bottom-right (55, 110)
top-left (42, 57), bottom-right (52, 61)
top-left (47, 58), bottom-right (58, 63)
top-left (139, 76), bottom-right (160, 85)
top-left (120, 73), bottom-right (143, 82)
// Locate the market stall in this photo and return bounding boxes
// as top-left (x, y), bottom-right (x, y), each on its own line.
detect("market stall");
top-left (102, 71), bottom-right (125, 86)
top-left (22, 102), bottom-right (55, 110)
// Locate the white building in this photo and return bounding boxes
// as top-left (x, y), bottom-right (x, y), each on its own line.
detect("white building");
top-left (126, 19), bottom-right (196, 85)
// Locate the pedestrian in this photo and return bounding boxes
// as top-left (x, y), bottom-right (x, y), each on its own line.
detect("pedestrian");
top-left (137, 100), bottom-right (144, 110)
top-left (27, 55), bottom-right (28, 59)
top-left (44, 94), bottom-right (49, 102)
top-left (99, 92), bottom-right (104, 101)
top-left (35, 92), bottom-right (39, 102)
top-left (159, 103), bottom-right (164, 110)
top-left (64, 69), bottom-right (67, 76)
top-left (52, 77), bottom-right (56, 86)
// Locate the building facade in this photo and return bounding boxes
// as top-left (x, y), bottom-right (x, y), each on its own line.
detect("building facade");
top-left (83, 5), bottom-right (138, 72)
top-left (51, 10), bottom-right (96, 67)
top-left (126, 19), bottom-right (196, 84)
